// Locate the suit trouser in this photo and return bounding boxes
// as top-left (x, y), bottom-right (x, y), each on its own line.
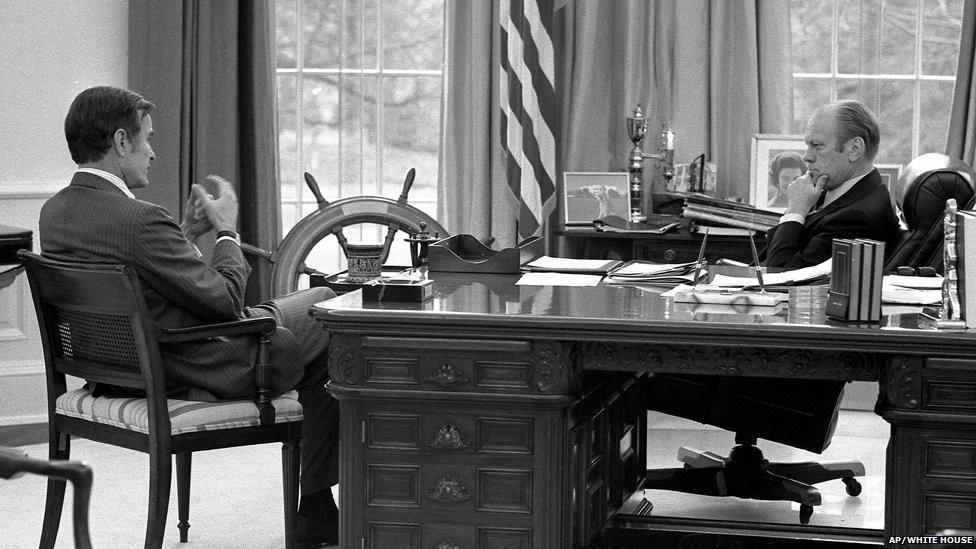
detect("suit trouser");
top-left (249, 287), bottom-right (339, 495)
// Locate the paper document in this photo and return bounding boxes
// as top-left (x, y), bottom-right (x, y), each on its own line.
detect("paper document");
top-left (662, 283), bottom-right (788, 306)
top-left (523, 255), bottom-right (621, 274)
top-left (883, 274), bottom-right (944, 290)
top-left (603, 260), bottom-right (705, 285)
top-left (517, 272), bottom-right (604, 286)
top-left (882, 283), bottom-right (942, 305)
top-left (709, 258), bottom-right (832, 289)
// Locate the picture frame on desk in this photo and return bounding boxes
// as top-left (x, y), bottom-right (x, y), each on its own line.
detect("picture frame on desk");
top-left (749, 134), bottom-right (806, 213)
top-left (876, 164), bottom-right (904, 207)
top-left (668, 161), bottom-right (717, 194)
top-left (562, 172), bottom-right (629, 226)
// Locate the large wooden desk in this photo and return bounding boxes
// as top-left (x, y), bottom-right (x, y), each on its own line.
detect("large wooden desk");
top-left (311, 273), bottom-right (976, 548)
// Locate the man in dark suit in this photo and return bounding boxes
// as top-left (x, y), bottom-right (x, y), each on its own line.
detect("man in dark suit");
top-left (40, 86), bottom-right (338, 546)
top-left (765, 99), bottom-right (901, 268)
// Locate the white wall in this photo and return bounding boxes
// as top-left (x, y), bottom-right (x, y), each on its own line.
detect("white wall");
top-left (0, 0), bottom-right (128, 425)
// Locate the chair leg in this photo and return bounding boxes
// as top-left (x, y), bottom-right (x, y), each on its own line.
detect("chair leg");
top-left (176, 452), bottom-right (191, 543)
top-left (40, 431), bottom-right (70, 549)
top-left (282, 440), bottom-right (300, 549)
top-left (145, 451), bottom-right (171, 549)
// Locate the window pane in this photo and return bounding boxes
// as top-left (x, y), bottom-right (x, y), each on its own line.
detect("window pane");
top-left (335, 0), bottom-right (380, 69)
top-left (380, 76), bottom-right (441, 200)
top-left (302, 75), bottom-right (342, 198)
top-left (278, 74), bottom-right (300, 202)
top-left (338, 74), bottom-right (380, 196)
top-left (382, 0), bottom-right (444, 70)
top-left (790, 0), bottom-right (832, 74)
top-left (922, 0), bottom-right (964, 76)
top-left (303, 0), bottom-right (343, 68)
top-left (919, 80), bottom-right (955, 154)
top-left (879, 0), bottom-right (917, 75)
top-left (878, 80), bottom-right (914, 163)
top-left (837, 0), bottom-right (883, 74)
top-left (277, 0), bottom-right (298, 68)
top-left (792, 77), bottom-right (832, 132)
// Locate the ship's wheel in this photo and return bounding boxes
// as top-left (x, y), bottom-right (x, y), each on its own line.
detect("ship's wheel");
top-left (243, 168), bottom-right (449, 296)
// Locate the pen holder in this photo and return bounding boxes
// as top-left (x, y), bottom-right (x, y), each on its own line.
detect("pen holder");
top-left (345, 244), bottom-right (385, 282)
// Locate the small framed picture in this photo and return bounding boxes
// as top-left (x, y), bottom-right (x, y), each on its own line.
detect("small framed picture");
top-left (749, 134), bottom-right (807, 212)
top-left (561, 172), bottom-right (630, 225)
top-left (876, 164), bottom-right (903, 206)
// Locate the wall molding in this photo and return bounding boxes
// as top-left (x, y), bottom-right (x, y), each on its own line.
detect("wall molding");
top-left (0, 413), bottom-right (46, 427)
top-left (0, 179), bottom-right (66, 199)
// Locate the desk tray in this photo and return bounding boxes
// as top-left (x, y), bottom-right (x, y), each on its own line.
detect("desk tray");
top-left (428, 234), bottom-right (543, 274)
top-left (310, 266), bottom-right (414, 295)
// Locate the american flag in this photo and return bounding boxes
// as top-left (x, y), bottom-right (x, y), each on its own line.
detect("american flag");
top-left (499, 0), bottom-right (557, 241)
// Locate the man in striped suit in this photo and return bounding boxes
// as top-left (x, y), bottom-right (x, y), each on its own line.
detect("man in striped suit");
top-left (40, 86), bottom-right (338, 546)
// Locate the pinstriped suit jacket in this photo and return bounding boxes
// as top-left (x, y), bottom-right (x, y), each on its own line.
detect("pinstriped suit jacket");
top-left (39, 172), bottom-right (304, 399)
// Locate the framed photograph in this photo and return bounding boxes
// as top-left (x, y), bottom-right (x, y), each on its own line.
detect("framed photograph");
top-left (749, 134), bottom-right (806, 212)
top-left (876, 164), bottom-right (904, 205)
top-left (667, 162), bottom-right (718, 194)
top-left (562, 172), bottom-right (629, 225)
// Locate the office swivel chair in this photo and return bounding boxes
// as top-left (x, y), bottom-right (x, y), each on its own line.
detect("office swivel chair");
top-left (644, 156), bottom-right (976, 524)
top-left (884, 153), bottom-right (976, 273)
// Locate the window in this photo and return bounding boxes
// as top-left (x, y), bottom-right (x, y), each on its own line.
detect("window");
top-left (275, 0), bottom-right (445, 276)
top-left (790, 0), bottom-right (964, 164)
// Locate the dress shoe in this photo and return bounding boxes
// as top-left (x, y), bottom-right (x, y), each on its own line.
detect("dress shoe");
top-left (296, 489), bottom-right (338, 547)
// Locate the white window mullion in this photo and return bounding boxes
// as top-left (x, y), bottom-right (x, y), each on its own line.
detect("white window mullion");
top-left (295, 0), bottom-right (305, 223)
top-left (911, 0), bottom-right (923, 159)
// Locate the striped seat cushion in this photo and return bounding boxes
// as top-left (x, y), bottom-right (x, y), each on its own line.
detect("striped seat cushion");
top-left (56, 389), bottom-right (303, 435)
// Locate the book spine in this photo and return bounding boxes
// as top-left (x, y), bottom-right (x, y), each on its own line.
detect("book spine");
top-left (847, 240), bottom-right (863, 321)
top-left (957, 211), bottom-right (976, 328)
top-left (826, 239), bottom-right (852, 321)
top-left (871, 240), bottom-right (884, 322)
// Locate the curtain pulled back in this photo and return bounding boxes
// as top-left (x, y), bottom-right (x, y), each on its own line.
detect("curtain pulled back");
top-left (947, 0), bottom-right (976, 167)
top-left (558, 0), bottom-right (792, 202)
top-left (129, 0), bottom-right (280, 304)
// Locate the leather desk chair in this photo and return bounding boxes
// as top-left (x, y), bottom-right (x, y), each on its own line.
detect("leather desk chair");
top-left (884, 153), bottom-right (976, 273)
top-left (19, 251), bottom-right (304, 549)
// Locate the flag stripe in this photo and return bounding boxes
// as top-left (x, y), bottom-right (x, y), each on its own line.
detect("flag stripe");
top-left (499, 0), bottom-right (557, 240)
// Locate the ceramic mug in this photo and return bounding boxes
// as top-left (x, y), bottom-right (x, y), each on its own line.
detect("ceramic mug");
top-left (346, 244), bottom-right (384, 282)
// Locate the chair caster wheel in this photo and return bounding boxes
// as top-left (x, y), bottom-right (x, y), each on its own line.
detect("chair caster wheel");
top-left (799, 504), bottom-right (814, 524)
top-left (843, 477), bottom-right (862, 497)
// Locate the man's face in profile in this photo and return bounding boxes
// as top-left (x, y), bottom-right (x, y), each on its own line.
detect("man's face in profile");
top-left (119, 114), bottom-right (155, 189)
top-left (802, 109), bottom-right (855, 191)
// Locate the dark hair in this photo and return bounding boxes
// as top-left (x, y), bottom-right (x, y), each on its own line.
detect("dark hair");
top-left (64, 86), bottom-right (154, 164)
top-left (769, 150), bottom-right (805, 176)
top-left (829, 99), bottom-right (880, 161)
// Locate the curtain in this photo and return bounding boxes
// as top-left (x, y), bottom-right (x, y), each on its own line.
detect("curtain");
top-left (947, 0), bottom-right (976, 167)
top-left (558, 0), bottom-right (792, 203)
top-left (129, 1), bottom-right (280, 304)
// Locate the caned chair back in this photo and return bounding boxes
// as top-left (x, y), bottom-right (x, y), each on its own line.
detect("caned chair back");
top-left (18, 251), bottom-right (172, 434)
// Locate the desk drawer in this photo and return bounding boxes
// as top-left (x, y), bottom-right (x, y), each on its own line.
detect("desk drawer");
top-left (924, 359), bottom-right (976, 414)
top-left (364, 520), bottom-right (532, 549)
top-left (362, 337), bottom-right (533, 393)
top-left (365, 411), bottom-right (535, 455)
top-left (365, 462), bottom-right (534, 515)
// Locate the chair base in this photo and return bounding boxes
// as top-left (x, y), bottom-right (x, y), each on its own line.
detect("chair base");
top-left (645, 440), bottom-right (864, 524)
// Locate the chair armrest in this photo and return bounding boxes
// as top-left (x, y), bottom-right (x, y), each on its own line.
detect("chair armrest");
top-left (158, 317), bottom-right (276, 343)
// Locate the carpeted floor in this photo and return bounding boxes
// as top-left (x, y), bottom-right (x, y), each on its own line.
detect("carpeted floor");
top-left (0, 440), bottom-right (331, 548)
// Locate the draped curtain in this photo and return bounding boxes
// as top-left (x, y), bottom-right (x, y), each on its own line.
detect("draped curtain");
top-left (129, 0), bottom-right (280, 304)
top-left (558, 0), bottom-right (792, 202)
top-left (947, 0), bottom-right (976, 167)
top-left (440, 0), bottom-right (792, 243)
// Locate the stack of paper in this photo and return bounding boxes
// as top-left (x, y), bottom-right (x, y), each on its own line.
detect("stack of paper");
top-left (523, 255), bottom-right (622, 274)
top-left (882, 274), bottom-right (943, 305)
top-left (604, 260), bottom-right (705, 285)
top-left (709, 258), bottom-right (832, 290)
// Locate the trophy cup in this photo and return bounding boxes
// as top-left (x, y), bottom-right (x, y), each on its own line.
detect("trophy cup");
top-left (626, 105), bottom-right (649, 222)
top-left (938, 198), bottom-right (966, 329)
top-left (626, 105), bottom-right (675, 222)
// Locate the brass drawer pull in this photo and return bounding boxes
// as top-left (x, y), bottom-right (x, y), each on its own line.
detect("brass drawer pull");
top-left (426, 363), bottom-right (470, 386)
top-left (426, 475), bottom-right (472, 503)
top-left (427, 424), bottom-right (471, 451)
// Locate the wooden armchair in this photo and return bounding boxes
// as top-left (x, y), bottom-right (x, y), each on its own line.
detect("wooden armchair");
top-left (19, 251), bottom-right (304, 549)
top-left (0, 446), bottom-right (93, 549)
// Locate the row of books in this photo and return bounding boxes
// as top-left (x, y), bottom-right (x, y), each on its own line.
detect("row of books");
top-left (825, 239), bottom-right (885, 323)
top-left (956, 210), bottom-right (976, 328)
top-left (681, 193), bottom-right (781, 232)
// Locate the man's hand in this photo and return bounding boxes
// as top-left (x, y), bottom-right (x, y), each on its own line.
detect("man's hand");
top-left (785, 171), bottom-right (827, 216)
top-left (193, 175), bottom-right (240, 234)
top-left (180, 187), bottom-right (212, 242)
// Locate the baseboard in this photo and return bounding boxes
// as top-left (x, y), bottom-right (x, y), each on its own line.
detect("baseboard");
top-left (0, 413), bottom-right (46, 427)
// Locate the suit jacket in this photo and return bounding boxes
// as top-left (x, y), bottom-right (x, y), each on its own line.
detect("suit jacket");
top-left (765, 168), bottom-right (901, 269)
top-left (40, 172), bottom-right (303, 399)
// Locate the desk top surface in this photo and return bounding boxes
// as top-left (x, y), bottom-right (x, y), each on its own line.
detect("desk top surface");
top-left (310, 270), bottom-right (976, 355)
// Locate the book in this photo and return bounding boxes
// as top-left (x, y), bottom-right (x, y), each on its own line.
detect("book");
top-left (869, 240), bottom-right (885, 322)
top-left (957, 210), bottom-right (976, 328)
top-left (681, 208), bottom-right (777, 232)
top-left (855, 239), bottom-right (875, 322)
top-left (825, 239), bottom-right (853, 320)
top-left (847, 240), bottom-right (862, 322)
top-left (604, 260), bottom-right (704, 285)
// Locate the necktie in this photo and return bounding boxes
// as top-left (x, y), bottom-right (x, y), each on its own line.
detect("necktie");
top-left (811, 190), bottom-right (827, 212)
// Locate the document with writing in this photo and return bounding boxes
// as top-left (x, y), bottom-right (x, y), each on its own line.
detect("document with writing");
top-left (709, 258), bottom-right (832, 289)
